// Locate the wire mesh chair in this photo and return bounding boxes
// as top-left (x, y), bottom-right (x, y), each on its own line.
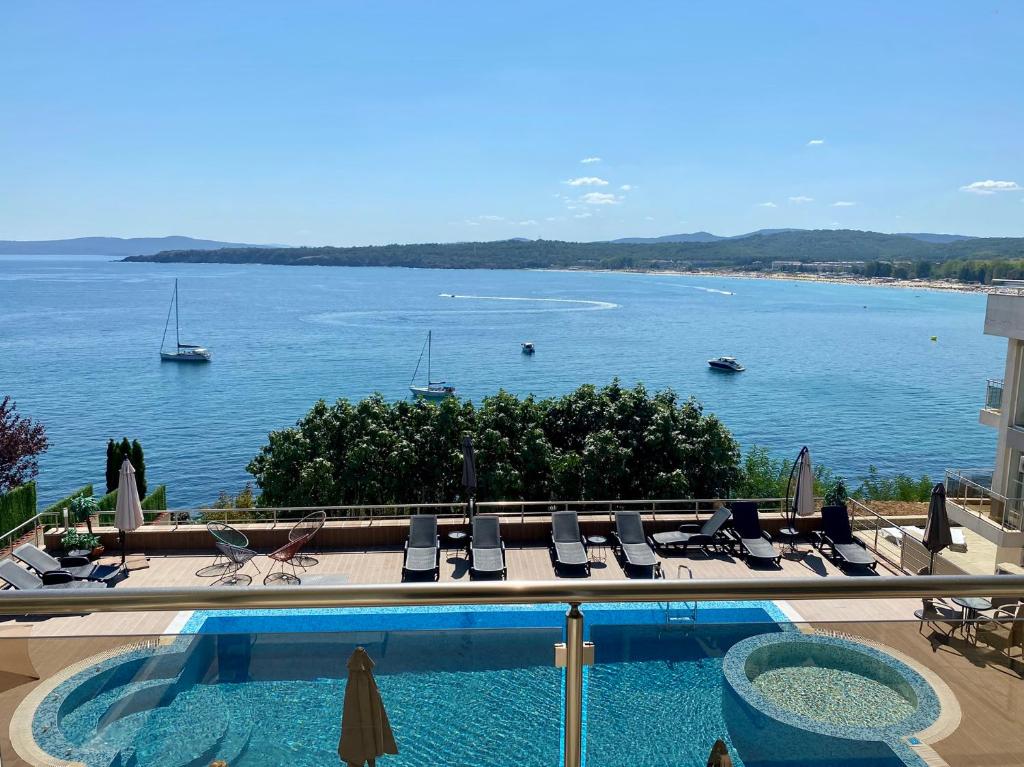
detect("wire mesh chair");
top-left (289, 511), bottom-right (327, 570)
top-left (204, 522), bottom-right (260, 585)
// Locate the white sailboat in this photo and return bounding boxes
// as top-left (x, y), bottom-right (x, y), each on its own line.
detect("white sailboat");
top-left (160, 279), bottom-right (211, 362)
top-left (409, 330), bottom-right (455, 399)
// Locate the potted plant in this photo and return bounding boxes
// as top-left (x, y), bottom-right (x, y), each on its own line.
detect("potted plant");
top-left (66, 495), bottom-right (104, 558)
top-left (69, 494), bottom-right (99, 535)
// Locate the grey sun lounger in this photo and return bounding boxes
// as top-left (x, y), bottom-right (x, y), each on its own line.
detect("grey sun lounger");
top-left (613, 512), bottom-right (661, 576)
top-left (13, 543), bottom-right (120, 582)
top-left (651, 506), bottom-right (733, 554)
top-left (470, 515), bottom-right (507, 579)
top-left (0, 558), bottom-right (109, 590)
top-left (816, 505), bottom-right (878, 570)
top-left (551, 511), bottom-right (591, 576)
top-left (728, 502), bottom-right (782, 566)
top-left (402, 515), bottom-right (440, 581)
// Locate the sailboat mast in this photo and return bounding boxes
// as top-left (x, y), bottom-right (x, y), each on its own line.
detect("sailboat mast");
top-left (174, 279), bottom-right (181, 348)
top-left (427, 330), bottom-right (432, 383)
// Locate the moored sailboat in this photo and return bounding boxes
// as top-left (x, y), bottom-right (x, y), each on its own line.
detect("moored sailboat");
top-left (160, 279), bottom-right (211, 362)
top-left (409, 330), bottom-right (455, 399)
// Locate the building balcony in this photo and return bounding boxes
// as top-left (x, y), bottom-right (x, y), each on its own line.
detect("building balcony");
top-left (979, 378), bottom-right (1003, 427)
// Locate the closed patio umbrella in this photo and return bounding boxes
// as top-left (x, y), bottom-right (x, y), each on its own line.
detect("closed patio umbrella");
top-left (114, 458), bottom-right (144, 570)
top-left (461, 435), bottom-right (477, 518)
top-left (707, 738), bottom-right (733, 767)
top-left (785, 446), bottom-right (815, 531)
top-left (923, 482), bottom-right (953, 573)
top-left (338, 647), bottom-right (397, 767)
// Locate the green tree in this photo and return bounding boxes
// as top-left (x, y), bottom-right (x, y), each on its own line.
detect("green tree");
top-left (130, 440), bottom-right (146, 498)
top-left (105, 439), bottom-right (118, 493)
top-left (914, 260), bottom-right (932, 279)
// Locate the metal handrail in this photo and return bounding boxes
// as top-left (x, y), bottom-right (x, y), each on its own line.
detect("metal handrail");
top-left (945, 468), bottom-right (1023, 531)
top-left (3, 574), bottom-right (1023, 615)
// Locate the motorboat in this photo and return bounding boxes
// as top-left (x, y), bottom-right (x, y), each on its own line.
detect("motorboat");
top-left (707, 356), bottom-right (744, 372)
top-left (160, 279), bottom-right (211, 362)
top-left (521, 341), bottom-right (535, 354)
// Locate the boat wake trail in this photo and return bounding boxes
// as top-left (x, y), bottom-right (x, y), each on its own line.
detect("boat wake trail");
top-left (664, 284), bottom-right (734, 296)
top-left (440, 294), bottom-right (619, 310)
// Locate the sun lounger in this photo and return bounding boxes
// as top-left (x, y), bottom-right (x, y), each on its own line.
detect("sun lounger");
top-left (551, 511), bottom-right (590, 576)
top-left (727, 502), bottom-right (781, 566)
top-left (882, 526), bottom-right (968, 553)
top-left (651, 506), bottom-right (732, 554)
top-left (815, 505), bottom-right (878, 570)
top-left (0, 558), bottom-right (108, 590)
top-left (13, 543), bottom-right (119, 582)
top-left (612, 512), bottom-right (661, 576)
top-left (402, 515), bottom-right (440, 581)
top-left (470, 515), bottom-right (507, 579)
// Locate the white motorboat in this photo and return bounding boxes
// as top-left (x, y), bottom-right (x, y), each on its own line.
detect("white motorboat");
top-left (707, 356), bottom-right (744, 372)
top-left (521, 341), bottom-right (535, 354)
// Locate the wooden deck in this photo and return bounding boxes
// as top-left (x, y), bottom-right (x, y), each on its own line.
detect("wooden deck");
top-left (0, 544), bottom-right (1021, 766)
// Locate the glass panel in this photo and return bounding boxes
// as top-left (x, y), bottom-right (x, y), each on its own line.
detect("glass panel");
top-left (584, 604), bottom-right (1024, 766)
top-left (0, 616), bottom-right (561, 766)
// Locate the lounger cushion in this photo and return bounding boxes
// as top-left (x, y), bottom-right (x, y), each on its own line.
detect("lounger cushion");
top-left (472, 548), bottom-right (505, 573)
top-left (651, 530), bottom-right (704, 547)
top-left (621, 542), bottom-right (658, 567)
top-left (404, 548), bottom-right (437, 572)
top-left (740, 537), bottom-right (778, 561)
top-left (554, 541), bottom-right (588, 567)
top-left (43, 580), bottom-right (107, 590)
top-left (834, 542), bottom-right (875, 565)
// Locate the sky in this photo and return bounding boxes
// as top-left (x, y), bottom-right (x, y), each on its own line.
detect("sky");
top-left (1, 1), bottom-right (1023, 246)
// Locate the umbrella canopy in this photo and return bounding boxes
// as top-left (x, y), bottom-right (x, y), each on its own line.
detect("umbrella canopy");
top-left (923, 482), bottom-right (953, 568)
top-left (338, 647), bottom-right (397, 767)
top-left (707, 738), bottom-right (733, 767)
top-left (461, 435), bottom-right (477, 492)
top-left (788, 446), bottom-right (815, 524)
top-left (114, 458), bottom-right (144, 533)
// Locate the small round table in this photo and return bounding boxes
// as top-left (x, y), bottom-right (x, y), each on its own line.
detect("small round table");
top-left (447, 530), bottom-right (469, 553)
top-left (586, 535), bottom-right (608, 563)
top-left (775, 527), bottom-right (803, 557)
top-left (66, 549), bottom-right (92, 560)
top-left (951, 596), bottom-right (992, 641)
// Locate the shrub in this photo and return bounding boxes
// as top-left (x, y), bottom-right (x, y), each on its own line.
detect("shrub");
top-left (69, 494), bottom-right (99, 534)
top-left (141, 485), bottom-right (166, 512)
top-left (41, 484), bottom-right (93, 516)
top-left (97, 489), bottom-right (118, 511)
top-left (0, 482), bottom-right (36, 535)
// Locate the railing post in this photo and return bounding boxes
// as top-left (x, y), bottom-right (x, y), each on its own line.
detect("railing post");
top-left (564, 602), bottom-right (584, 767)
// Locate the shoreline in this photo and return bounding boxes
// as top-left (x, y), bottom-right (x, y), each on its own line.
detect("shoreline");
top-left (542, 267), bottom-right (991, 294)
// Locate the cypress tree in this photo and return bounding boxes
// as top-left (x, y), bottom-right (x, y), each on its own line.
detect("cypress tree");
top-left (118, 437), bottom-right (132, 477)
top-left (105, 439), bottom-right (118, 493)
top-left (131, 440), bottom-right (147, 498)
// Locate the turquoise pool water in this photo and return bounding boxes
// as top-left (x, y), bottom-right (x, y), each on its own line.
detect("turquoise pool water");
top-left (32, 602), bottom-right (931, 767)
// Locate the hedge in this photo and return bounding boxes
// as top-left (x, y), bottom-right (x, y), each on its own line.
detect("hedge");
top-left (97, 489), bottom-right (118, 511)
top-left (41, 484), bottom-right (94, 516)
top-left (141, 485), bottom-right (166, 512)
top-left (0, 482), bottom-right (37, 535)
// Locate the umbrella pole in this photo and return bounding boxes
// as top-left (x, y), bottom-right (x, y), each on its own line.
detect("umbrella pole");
top-left (120, 531), bottom-right (128, 575)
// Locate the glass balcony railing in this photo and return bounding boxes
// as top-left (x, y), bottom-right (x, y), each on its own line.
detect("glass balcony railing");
top-left (945, 468), bottom-right (1024, 532)
top-left (985, 378), bottom-right (1004, 411)
top-left (1, 577), bottom-right (1023, 767)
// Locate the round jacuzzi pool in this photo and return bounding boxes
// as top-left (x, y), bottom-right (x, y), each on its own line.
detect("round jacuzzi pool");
top-left (721, 632), bottom-right (942, 767)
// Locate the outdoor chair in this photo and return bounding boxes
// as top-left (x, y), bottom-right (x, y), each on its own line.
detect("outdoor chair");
top-left (0, 558), bottom-right (109, 590)
top-left (727, 502), bottom-right (782, 566)
top-left (470, 515), bottom-right (507, 580)
top-left (288, 510), bottom-right (327, 570)
top-left (914, 597), bottom-right (962, 640)
top-left (974, 600), bottom-right (1024, 662)
top-left (13, 543), bottom-right (120, 582)
top-left (402, 515), bottom-right (440, 581)
top-left (814, 505), bottom-right (878, 570)
top-left (612, 511), bottom-right (661, 577)
top-left (206, 522), bottom-right (260, 585)
top-left (551, 511), bottom-right (590, 576)
top-left (650, 506), bottom-right (733, 555)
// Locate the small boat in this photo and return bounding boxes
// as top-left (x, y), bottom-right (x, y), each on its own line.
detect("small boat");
top-left (707, 356), bottom-right (744, 372)
top-left (409, 330), bottom-right (456, 399)
top-left (521, 342), bottom-right (535, 355)
top-left (160, 279), bottom-right (211, 362)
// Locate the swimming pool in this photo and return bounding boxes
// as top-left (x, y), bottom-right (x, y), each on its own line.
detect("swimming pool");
top-left (24, 602), bottom-right (938, 767)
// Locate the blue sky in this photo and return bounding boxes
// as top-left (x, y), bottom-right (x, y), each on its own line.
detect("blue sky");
top-left (2, 1), bottom-right (1022, 245)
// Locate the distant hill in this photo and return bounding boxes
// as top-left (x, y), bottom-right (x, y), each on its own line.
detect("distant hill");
top-left (125, 229), bottom-right (1024, 273)
top-left (612, 229), bottom-right (973, 245)
top-left (0, 236), bottom-right (277, 256)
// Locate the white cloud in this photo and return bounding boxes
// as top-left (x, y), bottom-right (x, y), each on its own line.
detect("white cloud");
top-left (545, 216), bottom-right (561, 222)
top-left (477, 214), bottom-right (505, 221)
top-left (565, 176), bottom-right (609, 187)
top-left (620, 184), bottom-right (633, 191)
top-left (580, 156), bottom-right (602, 164)
top-left (832, 201), bottom-right (857, 207)
top-left (788, 195), bottom-right (814, 203)
top-left (518, 220), bottom-right (538, 226)
top-left (807, 139), bottom-right (825, 146)
top-left (574, 212), bottom-right (593, 218)
top-left (756, 201), bottom-right (778, 208)
top-left (581, 192), bottom-right (621, 205)
top-left (644, 216), bottom-right (655, 221)
top-left (960, 179), bottom-right (1022, 195)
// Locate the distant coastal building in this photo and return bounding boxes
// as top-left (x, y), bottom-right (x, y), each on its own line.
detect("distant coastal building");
top-left (770, 260), bottom-right (865, 274)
